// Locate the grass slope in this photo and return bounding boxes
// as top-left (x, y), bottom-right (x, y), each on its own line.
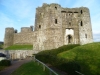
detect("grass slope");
top-left (5, 45), bottom-right (33, 50)
top-left (11, 61), bottom-right (52, 75)
top-left (58, 42), bottom-right (100, 75)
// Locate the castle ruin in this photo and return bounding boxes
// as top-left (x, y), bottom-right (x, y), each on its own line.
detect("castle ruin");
top-left (4, 3), bottom-right (93, 53)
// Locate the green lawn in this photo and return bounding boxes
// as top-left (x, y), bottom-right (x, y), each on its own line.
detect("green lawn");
top-left (58, 42), bottom-right (100, 75)
top-left (11, 61), bottom-right (55, 75)
top-left (5, 45), bottom-right (33, 50)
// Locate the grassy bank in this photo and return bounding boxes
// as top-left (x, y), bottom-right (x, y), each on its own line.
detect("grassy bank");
top-left (36, 44), bottom-right (80, 75)
top-left (11, 61), bottom-right (53, 75)
top-left (58, 42), bottom-right (100, 75)
top-left (5, 45), bottom-right (33, 50)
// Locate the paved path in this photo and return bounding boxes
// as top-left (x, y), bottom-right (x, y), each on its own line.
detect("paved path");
top-left (0, 58), bottom-right (32, 75)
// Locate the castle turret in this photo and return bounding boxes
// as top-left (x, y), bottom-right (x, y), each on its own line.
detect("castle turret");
top-left (4, 28), bottom-right (14, 48)
top-left (79, 7), bottom-right (93, 44)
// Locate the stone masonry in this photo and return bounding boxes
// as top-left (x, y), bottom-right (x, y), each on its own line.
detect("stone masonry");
top-left (4, 3), bottom-right (93, 53)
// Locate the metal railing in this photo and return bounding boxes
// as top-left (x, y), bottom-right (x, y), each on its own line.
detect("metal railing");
top-left (33, 56), bottom-right (58, 75)
top-left (75, 71), bottom-right (84, 75)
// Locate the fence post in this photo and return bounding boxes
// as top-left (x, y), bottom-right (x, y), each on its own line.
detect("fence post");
top-left (49, 71), bottom-right (52, 75)
top-left (43, 64), bottom-right (45, 71)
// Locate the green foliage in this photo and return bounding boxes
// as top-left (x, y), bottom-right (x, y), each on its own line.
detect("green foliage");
top-left (11, 61), bottom-right (55, 75)
top-left (0, 44), bottom-right (3, 49)
top-left (5, 45), bottom-right (33, 50)
top-left (0, 60), bottom-right (11, 66)
top-left (58, 42), bottom-right (100, 75)
top-left (36, 44), bottom-right (79, 56)
top-left (36, 44), bottom-right (80, 75)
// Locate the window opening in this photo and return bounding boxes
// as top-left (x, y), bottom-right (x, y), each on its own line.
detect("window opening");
top-left (85, 34), bottom-right (87, 38)
top-left (81, 10), bottom-right (83, 14)
top-left (55, 6), bottom-right (57, 10)
top-left (55, 19), bottom-right (57, 24)
top-left (80, 21), bottom-right (83, 26)
top-left (69, 22), bottom-right (71, 25)
top-left (39, 25), bottom-right (41, 29)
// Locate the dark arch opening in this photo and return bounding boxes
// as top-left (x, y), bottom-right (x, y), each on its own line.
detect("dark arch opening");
top-left (67, 35), bottom-right (72, 43)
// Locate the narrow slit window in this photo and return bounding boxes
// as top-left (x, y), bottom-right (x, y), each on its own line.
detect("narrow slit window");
top-left (39, 25), bottom-right (41, 29)
top-left (81, 10), bottom-right (83, 14)
top-left (85, 34), bottom-right (87, 38)
top-left (55, 19), bottom-right (57, 24)
top-left (69, 22), bottom-right (71, 25)
top-left (80, 21), bottom-right (83, 26)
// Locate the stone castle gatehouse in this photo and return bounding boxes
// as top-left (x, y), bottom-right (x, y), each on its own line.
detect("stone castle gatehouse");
top-left (4, 3), bottom-right (93, 53)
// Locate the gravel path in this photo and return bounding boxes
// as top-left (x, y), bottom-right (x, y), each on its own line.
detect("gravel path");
top-left (0, 58), bottom-right (32, 75)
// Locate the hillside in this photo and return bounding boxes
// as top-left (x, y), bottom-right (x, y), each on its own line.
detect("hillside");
top-left (58, 42), bottom-right (100, 75)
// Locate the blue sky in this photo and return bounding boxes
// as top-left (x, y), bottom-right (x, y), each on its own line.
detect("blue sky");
top-left (0, 0), bottom-right (100, 42)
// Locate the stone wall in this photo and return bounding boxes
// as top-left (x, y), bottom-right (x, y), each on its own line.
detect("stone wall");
top-left (0, 50), bottom-right (34, 60)
top-left (13, 32), bottom-right (34, 45)
top-left (33, 28), bottom-right (63, 51)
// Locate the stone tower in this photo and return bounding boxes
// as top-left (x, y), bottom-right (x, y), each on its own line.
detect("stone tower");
top-left (4, 28), bottom-right (14, 48)
top-left (34, 3), bottom-right (93, 51)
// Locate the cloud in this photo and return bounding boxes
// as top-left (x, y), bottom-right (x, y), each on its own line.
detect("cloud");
top-left (0, 12), bottom-right (14, 41)
top-left (93, 33), bottom-right (100, 42)
top-left (1, 0), bottom-right (35, 19)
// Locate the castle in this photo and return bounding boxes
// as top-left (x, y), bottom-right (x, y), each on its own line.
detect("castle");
top-left (4, 3), bottom-right (93, 53)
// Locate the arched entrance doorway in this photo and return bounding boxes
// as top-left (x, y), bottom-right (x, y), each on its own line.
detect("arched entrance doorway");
top-left (67, 35), bottom-right (73, 44)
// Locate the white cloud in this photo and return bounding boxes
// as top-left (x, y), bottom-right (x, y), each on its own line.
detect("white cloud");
top-left (1, 0), bottom-right (35, 19)
top-left (93, 33), bottom-right (100, 42)
top-left (0, 12), bottom-right (14, 41)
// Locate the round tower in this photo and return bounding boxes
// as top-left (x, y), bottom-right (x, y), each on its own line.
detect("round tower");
top-left (4, 27), bottom-right (14, 48)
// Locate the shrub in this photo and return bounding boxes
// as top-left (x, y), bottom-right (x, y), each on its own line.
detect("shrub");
top-left (58, 61), bottom-right (81, 75)
top-left (0, 60), bottom-right (11, 66)
top-left (36, 44), bottom-right (80, 75)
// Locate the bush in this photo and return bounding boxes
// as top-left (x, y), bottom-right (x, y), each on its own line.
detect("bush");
top-left (36, 44), bottom-right (80, 75)
top-left (0, 60), bottom-right (11, 66)
top-left (58, 61), bottom-right (81, 75)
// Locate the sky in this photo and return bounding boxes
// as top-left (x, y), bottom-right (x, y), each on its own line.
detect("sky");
top-left (0, 0), bottom-right (100, 42)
